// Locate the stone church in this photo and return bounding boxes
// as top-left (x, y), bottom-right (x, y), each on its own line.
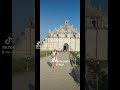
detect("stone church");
top-left (40, 20), bottom-right (80, 51)
top-left (12, 15), bottom-right (35, 59)
top-left (85, 0), bottom-right (108, 60)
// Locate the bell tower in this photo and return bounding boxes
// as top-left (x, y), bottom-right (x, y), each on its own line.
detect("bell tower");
top-left (64, 20), bottom-right (69, 30)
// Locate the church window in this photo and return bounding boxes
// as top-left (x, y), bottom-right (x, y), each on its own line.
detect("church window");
top-left (73, 34), bottom-right (76, 38)
top-left (57, 34), bottom-right (59, 37)
top-left (92, 20), bottom-right (96, 28)
top-left (21, 32), bottom-right (25, 36)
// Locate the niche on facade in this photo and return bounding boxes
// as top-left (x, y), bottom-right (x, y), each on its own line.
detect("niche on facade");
top-left (57, 34), bottom-right (59, 38)
top-left (73, 34), bottom-right (76, 38)
top-left (21, 31), bottom-right (25, 36)
top-left (92, 19), bottom-right (97, 28)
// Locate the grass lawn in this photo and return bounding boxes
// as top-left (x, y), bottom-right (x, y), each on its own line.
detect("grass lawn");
top-left (86, 60), bottom-right (108, 90)
top-left (12, 57), bottom-right (35, 76)
top-left (40, 50), bottom-right (52, 58)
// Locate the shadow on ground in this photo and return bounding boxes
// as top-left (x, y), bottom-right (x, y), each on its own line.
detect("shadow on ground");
top-left (47, 61), bottom-right (52, 68)
top-left (69, 67), bottom-right (80, 86)
top-left (28, 83), bottom-right (35, 90)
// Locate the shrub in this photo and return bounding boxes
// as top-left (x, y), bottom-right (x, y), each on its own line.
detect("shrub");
top-left (40, 50), bottom-right (52, 58)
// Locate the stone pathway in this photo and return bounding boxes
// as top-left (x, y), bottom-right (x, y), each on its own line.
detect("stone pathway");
top-left (12, 71), bottom-right (35, 90)
top-left (40, 52), bottom-right (80, 90)
top-left (12, 52), bottom-right (80, 90)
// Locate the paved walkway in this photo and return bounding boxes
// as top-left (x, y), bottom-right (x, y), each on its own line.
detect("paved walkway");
top-left (12, 52), bottom-right (80, 90)
top-left (12, 71), bottom-right (35, 90)
top-left (40, 52), bottom-right (80, 90)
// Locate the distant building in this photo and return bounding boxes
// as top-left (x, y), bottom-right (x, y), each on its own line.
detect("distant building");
top-left (12, 15), bottom-right (35, 59)
top-left (40, 20), bottom-right (80, 51)
top-left (85, 0), bottom-right (108, 60)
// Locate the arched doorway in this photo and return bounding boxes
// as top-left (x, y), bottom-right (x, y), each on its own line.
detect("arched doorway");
top-left (63, 43), bottom-right (69, 51)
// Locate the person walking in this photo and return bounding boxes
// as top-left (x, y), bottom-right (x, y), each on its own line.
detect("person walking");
top-left (69, 51), bottom-right (74, 67)
top-left (51, 49), bottom-right (56, 69)
top-left (55, 50), bottom-right (59, 63)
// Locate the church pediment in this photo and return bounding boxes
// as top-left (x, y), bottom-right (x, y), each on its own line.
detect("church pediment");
top-left (49, 20), bottom-right (80, 35)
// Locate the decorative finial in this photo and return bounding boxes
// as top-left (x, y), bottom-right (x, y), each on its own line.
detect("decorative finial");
top-left (49, 29), bottom-right (51, 33)
top-left (65, 20), bottom-right (69, 25)
top-left (99, 3), bottom-right (102, 11)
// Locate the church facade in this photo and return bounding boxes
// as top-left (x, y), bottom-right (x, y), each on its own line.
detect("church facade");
top-left (12, 15), bottom-right (35, 58)
top-left (85, 0), bottom-right (108, 60)
top-left (40, 20), bottom-right (80, 51)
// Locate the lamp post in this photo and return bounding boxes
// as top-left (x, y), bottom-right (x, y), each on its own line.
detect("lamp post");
top-left (30, 21), bottom-right (32, 59)
top-left (46, 33), bottom-right (48, 56)
top-left (86, 60), bottom-right (87, 74)
top-left (27, 20), bottom-right (32, 72)
top-left (53, 33), bottom-right (54, 51)
top-left (27, 57), bottom-right (30, 72)
top-left (57, 34), bottom-right (59, 51)
top-left (96, 16), bottom-right (99, 90)
top-left (96, 16), bottom-right (99, 61)
top-left (96, 60), bottom-right (99, 90)
top-left (70, 33), bottom-right (71, 51)
top-left (75, 35), bottom-right (76, 51)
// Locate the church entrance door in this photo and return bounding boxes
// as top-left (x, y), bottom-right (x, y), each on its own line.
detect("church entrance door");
top-left (63, 43), bottom-right (69, 51)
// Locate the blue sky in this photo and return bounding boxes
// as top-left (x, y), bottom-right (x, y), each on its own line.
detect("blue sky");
top-left (12, 0), bottom-right (34, 40)
top-left (40, 0), bottom-right (80, 41)
top-left (91, 0), bottom-right (108, 16)
top-left (40, 0), bottom-right (108, 41)
top-left (12, 0), bottom-right (108, 42)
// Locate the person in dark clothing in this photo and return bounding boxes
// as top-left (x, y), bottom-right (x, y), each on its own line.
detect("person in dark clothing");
top-left (69, 51), bottom-right (74, 67)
